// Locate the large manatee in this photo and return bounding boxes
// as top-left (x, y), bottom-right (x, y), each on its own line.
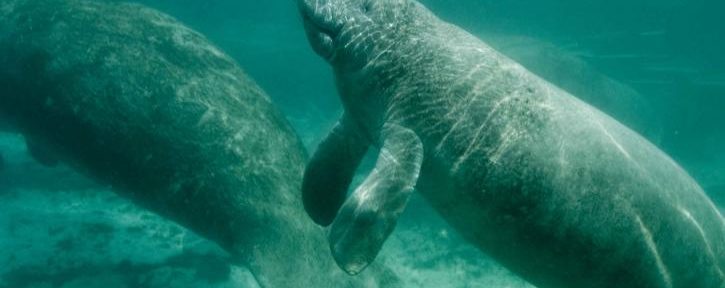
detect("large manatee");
top-left (0, 1), bottom-right (397, 287)
top-left (297, 0), bottom-right (725, 287)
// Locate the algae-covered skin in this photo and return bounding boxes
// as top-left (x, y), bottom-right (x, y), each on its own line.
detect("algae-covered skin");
top-left (298, 0), bottom-right (725, 287)
top-left (0, 1), bottom-right (397, 287)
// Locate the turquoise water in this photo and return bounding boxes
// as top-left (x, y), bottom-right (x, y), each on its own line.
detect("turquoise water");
top-left (0, 0), bottom-right (723, 287)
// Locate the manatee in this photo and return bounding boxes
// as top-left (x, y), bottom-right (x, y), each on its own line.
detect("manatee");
top-left (0, 1), bottom-right (397, 287)
top-left (297, 0), bottom-right (725, 287)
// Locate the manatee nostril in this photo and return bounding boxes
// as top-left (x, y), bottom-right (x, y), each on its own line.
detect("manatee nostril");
top-left (361, 0), bottom-right (373, 14)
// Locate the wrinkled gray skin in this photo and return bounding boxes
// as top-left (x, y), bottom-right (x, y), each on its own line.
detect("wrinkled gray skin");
top-left (485, 35), bottom-right (663, 144)
top-left (299, 0), bottom-right (725, 287)
top-left (0, 1), bottom-right (398, 287)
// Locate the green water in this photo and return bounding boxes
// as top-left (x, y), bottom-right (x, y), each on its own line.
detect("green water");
top-left (0, 0), bottom-right (723, 287)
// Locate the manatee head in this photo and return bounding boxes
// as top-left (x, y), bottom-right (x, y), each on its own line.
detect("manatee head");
top-left (298, 0), bottom-right (420, 63)
top-left (298, 0), bottom-right (436, 124)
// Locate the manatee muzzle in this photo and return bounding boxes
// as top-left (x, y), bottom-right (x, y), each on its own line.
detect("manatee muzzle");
top-left (298, 0), bottom-right (346, 61)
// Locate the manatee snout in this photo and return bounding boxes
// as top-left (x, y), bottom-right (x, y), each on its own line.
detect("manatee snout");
top-left (298, 0), bottom-right (345, 60)
top-left (298, 0), bottom-right (378, 60)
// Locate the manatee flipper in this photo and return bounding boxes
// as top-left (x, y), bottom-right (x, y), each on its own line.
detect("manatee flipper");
top-left (328, 124), bottom-right (423, 275)
top-left (26, 139), bottom-right (59, 167)
top-left (303, 114), bottom-right (371, 226)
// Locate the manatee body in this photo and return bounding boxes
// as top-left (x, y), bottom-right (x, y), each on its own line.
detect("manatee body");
top-left (485, 35), bottom-right (663, 144)
top-left (298, 0), bottom-right (725, 287)
top-left (0, 1), bottom-right (397, 287)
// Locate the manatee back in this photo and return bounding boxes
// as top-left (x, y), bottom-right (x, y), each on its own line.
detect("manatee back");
top-left (0, 0), bottom-right (306, 249)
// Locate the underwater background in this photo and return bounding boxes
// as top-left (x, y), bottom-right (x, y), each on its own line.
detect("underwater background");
top-left (0, 0), bottom-right (723, 287)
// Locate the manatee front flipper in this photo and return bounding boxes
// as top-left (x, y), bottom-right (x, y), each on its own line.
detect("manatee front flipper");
top-left (303, 114), bottom-right (371, 226)
top-left (328, 124), bottom-right (424, 275)
top-left (26, 138), bottom-right (59, 167)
